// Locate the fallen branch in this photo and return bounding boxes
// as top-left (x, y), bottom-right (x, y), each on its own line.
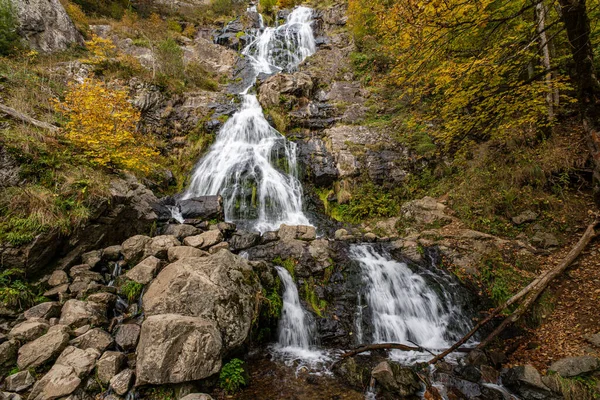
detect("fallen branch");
top-left (0, 103), bottom-right (59, 132)
top-left (340, 343), bottom-right (424, 359)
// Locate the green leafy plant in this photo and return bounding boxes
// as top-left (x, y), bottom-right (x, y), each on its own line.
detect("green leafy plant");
top-left (219, 358), bottom-right (247, 394)
top-left (119, 280), bottom-right (143, 303)
top-left (0, 269), bottom-right (40, 311)
top-left (0, 0), bottom-right (20, 56)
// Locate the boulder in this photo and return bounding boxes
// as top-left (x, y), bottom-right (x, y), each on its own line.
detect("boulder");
top-left (178, 196), bottom-right (223, 220)
top-left (125, 256), bottom-right (162, 285)
top-left (162, 224), bottom-right (201, 240)
top-left (278, 225), bottom-right (316, 241)
top-left (297, 137), bottom-right (338, 186)
top-left (183, 230), bottom-right (223, 250)
top-left (180, 395), bottom-right (213, 400)
top-left (8, 320), bottom-right (48, 342)
top-left (531, 231), bottom-right (559, 248)
top-left (400, 196), bottom-right (453, 227)
top-left (512, 210), bottom-right (538, 225)
top-left (121, 235), bottom-right (152, 265)
top-left (27, 364), bottom-right (80, 400)
top-left (55, 346), bottom-right (100, 377)
top-left (503, 365), bottom-right (557, 400)
top-left (143, 251), bottom-right (260, 350)
top-left (48, 271), bottom-right (69, 287)
top-left (167, 246), bottom-right (209, 262)
top-left (102, 245), bottom-right (122, 261)
top-left (43, 284), bottom-right (69, 298)
top-left (15, 0), bottom-right (84, 53)
top-left (3, 370), bottom-right (35, 392)
top-left (17, 325), bottom-right (70, 369)
top-left (143, 235), bottom-right (181, 260)
top-left (59, 300), bottom-right (107, 328)
top-left (81, 250), bottom-right (102, 269)
top-left (96, 351), bottom-right (125, 385)
top-left (0, 340), bottom-right (18, 370)
top-left (548, 356), bottom-right (600, 378)
top-left (228, 231), bottom-right (261, 252)
top-left (69, 328), bottom-right (113, 353)
top-left (135, 314), bottom-right (222, 385)
top-left (258, 72), bottom-right (313, 108)
top-left (85, 293), bottom-right (117, 307)
top-left (208, 242), bottom-right (229, 254)
top-left (109, 369), bottom-right (134, 396)
top-left (115, 324), bottom-right (140, 352)
top-left (371, 361), bottom-right (421, 397)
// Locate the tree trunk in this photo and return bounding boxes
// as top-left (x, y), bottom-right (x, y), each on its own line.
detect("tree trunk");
top-left (558, 0), bottom-right (600, 202)
top-left (535, 1), bottom-right (555, 119)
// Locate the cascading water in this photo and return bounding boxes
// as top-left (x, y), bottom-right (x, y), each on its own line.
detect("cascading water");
top-left (351, 244), bottom-right (472, 363)
top-left (182, 7), bottom-right (316, 232)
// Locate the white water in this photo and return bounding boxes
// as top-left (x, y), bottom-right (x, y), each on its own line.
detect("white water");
top-left (183, 7), bottom-right (316, 232)
top-left (351, 244), bottom-right (472, 363)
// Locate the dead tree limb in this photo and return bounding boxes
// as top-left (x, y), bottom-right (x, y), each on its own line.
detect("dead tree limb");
top-left (0, 104), bottom-right (59, 133)
top-left (340, 343), bottom-right (424, 359)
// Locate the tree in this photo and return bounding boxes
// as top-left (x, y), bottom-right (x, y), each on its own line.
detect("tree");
top-left (55, 78), bottom-right (158, 174)
top-left (0, 0), bottom-right (20, 56)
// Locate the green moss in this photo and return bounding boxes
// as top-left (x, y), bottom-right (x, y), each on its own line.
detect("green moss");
top-left (302, 277), bottom-right (327, 317)
top-left (119, 280), bottom-right (143, 303)
top-left (273, 256), bottom-right (297, 280)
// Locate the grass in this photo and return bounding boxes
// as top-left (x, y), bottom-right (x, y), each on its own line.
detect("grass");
top-left (119, 280), bottom-right (144, 303)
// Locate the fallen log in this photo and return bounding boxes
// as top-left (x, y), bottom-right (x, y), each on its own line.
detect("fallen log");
top-left (340, 343), bottom-right (424, 359)
top-left (0, 103), bottom-right (59, 132)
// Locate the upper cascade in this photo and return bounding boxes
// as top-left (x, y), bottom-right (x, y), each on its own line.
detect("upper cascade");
top-left (183, 7), bottom-right (316, 232)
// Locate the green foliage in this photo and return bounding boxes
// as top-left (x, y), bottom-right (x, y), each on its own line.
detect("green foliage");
top-left (185, 62), bottom-right (219, 91)
top-left (480, 255), bottom-right (530, 306)
top-left (70, 0), bottom-right (129, 18)
top-left (144, 386), bottom-right (175, 400)
top-left (273, 256), bottom-right (296, 280)
top-left (166, 18), bottom-right (183, 33)
top-left (259, 0), bottom-right (277, 15)
top-left (156, 37), bottom-right (185, 87)
top-left (210, 0), bottom-right (235, 16)
top-left (0, 269), bottom-right (43, 311)
top-left (119, 280), bottom-right (143, 303)
top-left (0, 0), bottom-right (20, 56)
top-left (303, 277), bottom-right (326, 317)
top-left (219, 358), bottom-right (247, 394)
top-left (265, 284), bottom-right (282, 319)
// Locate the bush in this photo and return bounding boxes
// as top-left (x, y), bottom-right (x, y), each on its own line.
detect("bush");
top-left (219, 358), bottom-right (247, 394)
top-left (156, 37), bottom-right (185, 82)
top-left (119, 280), bottom-right (143, 303)
top-left (0, 269), bottom-right (44, 311)
top-left (0, 0), bottom-right (20, 56)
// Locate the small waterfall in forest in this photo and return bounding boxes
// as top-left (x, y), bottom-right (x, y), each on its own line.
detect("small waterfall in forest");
top-left (183, 6), bottom-right (316, 232)
top-left (351, 244), bottom-right (472, 363)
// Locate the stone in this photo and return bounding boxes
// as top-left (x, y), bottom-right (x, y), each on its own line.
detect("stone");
top-left (334, 229), bottom-right (349, 240)
top-left (3, 370), bottom-right (35, 392)
top-left (96, 351), bottom-right (125, 385)
top-left (178, 196), bottom-right (223, 220)
top-left (400, 196), bottom-right (453, 227)
top-left (23, 301), bottom-right (61, 319)
top-left (531, 231), bottom-right (559, 248)
top-left (143, 235), bottom-right (181, 260)
top-left (27, 364), bottom-right (80, 400)
top-left (73, 325), bottom-right (90, 337)
top-left (216, 222), bottom-right (236, 237)
top-left (180, 395), bottom-right (213, 400)
top-left (585, 332), bottom-right (600, 347)
top-left (115, 324), bottom-right (140, 352)
top-left (258, 72), bottom-right (313, 108)
top-left (102, 245), bottom-right (122, 261)
top-left (48, 271), bottom-right (69, 287)
top-left (228, 231), bottom-right (261, 252)
top-left (43, 284), bottom-right (69, 298)
top-left (81, 250), bottom-right (102, 269)
top-left (371, 361), bottom-right (420, 397)
top-left (297, 137), bottom-right (338, 186)
top-left (69, 328), bottom-right (113, 353)
top-left (143, 251), bottom-right (260, 350)
top-left (0, 340), bottom-right (17, 369)
top-left (208, 242), bottom-right (229, 254)
top-left (125, 256), bottom-right (162, 285)
top-left (135, 314), bottom-right (222, 385)
top-left (162, 224), bottom-right (201, 240)
top-left (278, 225), bottom-right (316, 241)
top-left (548, 356), bottom-right (600, 377)
top-left (109, 369), bottom-right (134, 396)
top-left (59, 300), bottom-right (107, 328)
top-left (8, 320), bottom-right (48, 342)
top-left (85, 293), bottom-right (117, 307)
top-left (55, 346), bottom-right (100, 377)
top-left (183, 230), bottom-right (223, 250)
top-left (503, 365), bottom-right (556, 400)
top-left (15, 0), bottom-right (84, 53)
top-left (512, 210), bottom-right (539, 225)
top-left (261, 231), bottom-right (279, 243)
top-left (121, 235), bottom-right (152, 265)
top-left (167, 246), bottom-right (209, 262)
top-left (332, 357), bottom-right (372, 390)
top-left (17, 325), bottom-right (70, 369)
top-left (363, 232), bottom-right (377, 242)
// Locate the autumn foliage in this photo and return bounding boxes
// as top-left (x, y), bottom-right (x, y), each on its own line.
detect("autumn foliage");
top-left (55, 78), bottom-right (158, 174)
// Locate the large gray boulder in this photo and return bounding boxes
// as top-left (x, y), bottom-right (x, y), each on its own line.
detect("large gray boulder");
top-left (27, 364), bottom-right (80, 400)
top-left (59, 300), bottom-right (107, 328)
top-left (548, 356), bottom-right (600, 378)
top-left (96, 351), bottom-right (125, 385)
top-left (143, 250), bottom-right (260, 350)
top-left (135, 314), bottom-right (222, 385)
top-left (17, 325), bottom-right (70, 369)
top-left (125, 256), bottom-right (162, 285)
top-left (178, 196), bottom-right (223, 220)
top-left (8, 320), bottom-right (48, 342)
top-left (371, 361), bottom-right (421, 397)
top-left (15, 0), bottom-right (84, 52)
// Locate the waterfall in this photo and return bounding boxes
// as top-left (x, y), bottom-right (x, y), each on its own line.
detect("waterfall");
top-left (183, 7), bottom-right (316, 232)
top-left (350, 244), bottom-right (472, 362)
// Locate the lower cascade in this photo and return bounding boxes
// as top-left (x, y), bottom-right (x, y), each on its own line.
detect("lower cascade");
top-left (350, 244), bottom-right (473, 362)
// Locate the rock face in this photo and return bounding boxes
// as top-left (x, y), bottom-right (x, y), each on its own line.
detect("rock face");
top-left (258, 73), bottom-right (313, 108)
top-left (143, 251), bottom-right (260, 350)
top-left (135, 314), bottom-right (222, 385)
top-left (15, 0), bottom-right (84, 52)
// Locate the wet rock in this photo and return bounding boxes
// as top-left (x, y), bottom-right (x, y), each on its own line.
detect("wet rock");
top-left (371, 361), bottom-right (420, 397)
top-left (3, 370), bottom-right (35, 392)
top-left (455, 364), bottom-right (482, 383)
top-left (70, 328), bottom-right (113, 353)
top-left (28, 364), bottom-right (80, 400)
top-left (331, 356), bottom-right (372, 390)
top-left (143, 251), bottom-right (260, 350)
top-left (15, 0), bottom-right (84, 53)
top-left (548, 356), bottom-right (600, 377)
top-left (503, 365), bottom-right (557, 400)
top-left (121, 235), bottom-right (152, 265)
top-left (228, 231), bottom-right (261, 252)
top-left (178, 196), bottom-right (223, 220)
top-left (96, 351), bottom-right (125, 385)
top-left (167, 246), bottom-right (209, 262)
top-left (261, 231), bottom-right (279, 243)
top-left (297, 137), bottom-right (338, 186)
top-left (48, 271), bottom-right (69, 287)
top-left (183, 230), bottom-right (224, 250)
top-left (59, 300), bottom-right (107, 328)
top-left (8, 320), bottom-right (48, 342)
top-left (258, 72), bottom-right (313, 108)
top-left (512, 210), bottom-right (538, 225)
top-left (102, 245), bottom-right (122, 261)
top-left (162, 224), bottom-right (201, 240)
top-left (278, 225), bottom-right (316, 241)
top-left (125, 256), bottom-right (162, 285)
top-left (24, 302), bottom-right (61, 321)
top-left (135, 314), bottom-right (222, 385)
top-left (81, 250), bottom-right (102, 269)
top-left (115, 324), bottom-right (140, 352)
top-left (216, 222), bottom-right (237, 237)
top-left (55, 346), bottom-right (100, 377)
top-left (17, 325), bottom-right (70, 369)
top-left (110, 369), bottom-right (134, 396)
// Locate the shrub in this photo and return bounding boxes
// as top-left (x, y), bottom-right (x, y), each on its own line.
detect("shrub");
top-left (119, 280), bottom-right (143, 303)
top-left (210, 0), bottom-right (235, 16)
top-left (156, 37), bottom-right (185, 82)
top-left (260, 0), bottom-right (277, 15)
top-left (61, 0), bottom-right (89, 37)
top-left (219, 358), bottom-right (247, 394)
top-left (0, 269), bottom-right (43, 311)
top-left (55, 77), bottom-right (158, 174)
top-left (0, 0), bottom-right (20, 56)
top-left (185, 62), bottom-right (219, 91)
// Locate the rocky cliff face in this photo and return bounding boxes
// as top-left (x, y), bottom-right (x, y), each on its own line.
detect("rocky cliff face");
top-left (15, 0), bottom-right (84, 52)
